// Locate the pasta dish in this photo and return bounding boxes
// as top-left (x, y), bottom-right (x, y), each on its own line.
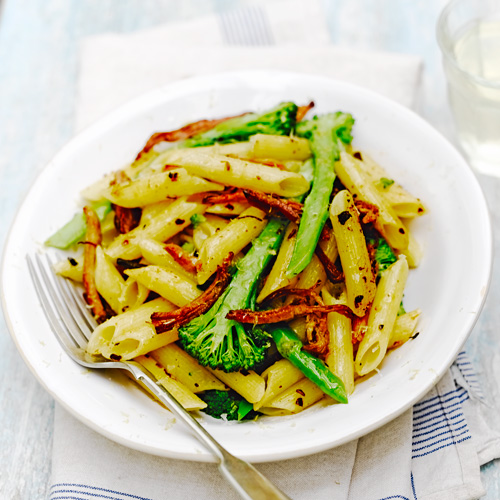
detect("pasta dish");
top-left (46, 101), bottom-right (424, 420)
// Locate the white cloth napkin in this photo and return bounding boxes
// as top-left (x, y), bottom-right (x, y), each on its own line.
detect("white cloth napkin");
top-left (50, 2), bottom-right (500, 499)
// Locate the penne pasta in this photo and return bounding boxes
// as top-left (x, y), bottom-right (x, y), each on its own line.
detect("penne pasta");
top-left (104, 168), bottom-right (223, 208)
top-left (197, 207), bottom-right (267, 284)
top-left (322, 287), bottom-right (355, 395)
top-left (95, 245), bottom-right (146, 314)
top-left (254, 359), bottom-right (303, 410)
top-left (388, 309), bottom-right (421, 349)
top-left (336, 152), bottom-right (409, 250)
top-left (105, 196), bottom-right (206, 261)
top-left (257, 223), bottom-right (298, 302)
top-left (329, 190), bottom-right (376, 317)
top-left (138, 238), bottom-right (197, 283)
top-left (136, 354), bottom-right (207, 411)
top-left (161, 149), bottom-right (310, 197)
top-left (124, 265), bottom-right (201, 307)
top-left (263, 378), bottom-right (324, 413)
top-left (355, 256), bottom-right (409, 376)
top-left (355, 151), bottom-right (426, 219)
top-left (208, 368), bottom-right (265, 404)
top-left (87, 298), bottom-right (179, 360)
top-left (150, 344), bottom-right (227, 393)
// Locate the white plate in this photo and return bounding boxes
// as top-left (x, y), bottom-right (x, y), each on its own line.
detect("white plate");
top-left (1, 71), bottom-right (492, 463)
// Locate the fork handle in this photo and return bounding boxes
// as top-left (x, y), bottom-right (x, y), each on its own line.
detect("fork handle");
top-left (129, 365), bottom-right (292, 500)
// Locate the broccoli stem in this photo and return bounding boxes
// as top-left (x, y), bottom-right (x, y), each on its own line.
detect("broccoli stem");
top-left (287, 113), bottom-right (354, 277)
top-left (45, 199), bottom-right (111, 249)
top-left (179, 217), bottom-right (288, 372)
top-left (182, 102), bottom-right (298, 148)
top-left (268, 323), bottom-right (348, 404)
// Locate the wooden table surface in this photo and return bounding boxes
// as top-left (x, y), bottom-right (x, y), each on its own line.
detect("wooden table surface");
top-left (0, 1), bottom-right (498, 498)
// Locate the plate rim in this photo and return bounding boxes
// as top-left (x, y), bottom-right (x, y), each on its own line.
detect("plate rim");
top-left (1, 69), bottom-right (493, 462)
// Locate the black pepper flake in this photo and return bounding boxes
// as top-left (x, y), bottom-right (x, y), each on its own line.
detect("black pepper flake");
top-left (68, 257), bottom-right (78, 267)
top-left (225, 203), bottom-right (234, 210)
top-left (338, 211), bottom-right (352, 225)
top-left (353, 152), bottom-right (363, 160)
top-left (110, 354), bottom-right (122, 361)
top-left (296, 389), bottom-right (305, 396)
top-left (296, 398), bottom-right (304, 407)
top-left (399, 228), bottom-right (406, 234)
top-left (288, 228), bottom-right (297, 240)
top-left (175, 218), bottom-right (185, 225)
top-left (411, 332), bottom-right (420, 340)
top-left (379, 324), bottom-right (384, 330)
top-left (168, 171), bottom-right (179, 181)
top-left (354, 295), bottom-right (364, 306)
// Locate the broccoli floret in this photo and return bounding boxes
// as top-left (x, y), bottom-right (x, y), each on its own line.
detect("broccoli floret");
top-left (199, 390), bottom-right (255, 421)
top-left (183, 102), bottom-right (299, 148)
top-left (178, 218), bottom-right (287, 372)
top-left (372, 237), bottom-right (397, 275)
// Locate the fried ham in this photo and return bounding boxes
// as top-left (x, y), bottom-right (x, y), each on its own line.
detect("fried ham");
top-left (151, 254), bottom-right (233, 333)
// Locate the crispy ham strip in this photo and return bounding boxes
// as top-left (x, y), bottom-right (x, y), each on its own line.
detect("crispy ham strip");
top-left (113, 204), bottom-right (142, 234)
top-left (243, 189), bottom-right (332, 240)
top-left (151, 254), bottom-right (233, 333)
top-left (243, 188), bottom-right (303, 223)
top-left (355, 200), bottom-right (380, 226)
top-left (82, 206), bottom-right (107, 324)
top-left (226, 303), bottom-right (355, 325)
top-left (314, 244), bottom-right (344, 283)
top-left (296, 101), bottom-right (315, 122)
top-left (203, 187), bottom-right (248, 205)
top-left (164, 243), bottom-right (199, 274)
top-left (135, 113), bottom-right (248, 160)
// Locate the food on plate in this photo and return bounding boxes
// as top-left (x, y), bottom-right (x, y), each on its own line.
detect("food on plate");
top-left (46, 101), bottom-right (425, 419)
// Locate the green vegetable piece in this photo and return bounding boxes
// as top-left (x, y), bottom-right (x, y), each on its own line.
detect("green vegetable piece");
top-left (371, 237), bottom-right (405, 315)
top-left (179, 217), bottom-right (288, 372)
top-left (268, 324), bottom-right (348, 404)
top-left (373, 237), bottom-right (397, 276)
top-left (287, 112), bottom-right (355, 277)
top-left (398, 301), bottom-right (406, 316)
top-left (378, 177), bottom-right (395, 189)
top-left (181, 241), bottom-right (196, 254)
top-left (237, 399), bottom-right (255, 421)
top-left (183, 102), bottom-right (299, 148)
top-left (45, 200), bottom-right (112, 249)
top-left (198, 390), bottom-right (255, 421)
top-left (190, 213), bottom-right (206, 228)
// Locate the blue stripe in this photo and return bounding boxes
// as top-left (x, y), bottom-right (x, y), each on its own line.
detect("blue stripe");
top-left (50, 484), bottom-right (152, 500)
top-left (412, 428), bottom-right (470, 453)
top-left (413, 388), bottom-right (467, 415)
top-left (412, 423), bottom-right (468, 446)
top-left (413, 388), bottom-right (458, 408)
top-left (413, 394), bottom-right (469, 421)
top-left (412, 435), bottom-right (471, 459)
top-left (411, 472), bottom-right (417, 500)
top-left (412, 418), bottom-right (466, 439)
top-left (377, 496), bottom-right (410, 500)
top-left (414, 408), bottom-right (464, 428)
top-left (51, 494), bottom-right (123, 500)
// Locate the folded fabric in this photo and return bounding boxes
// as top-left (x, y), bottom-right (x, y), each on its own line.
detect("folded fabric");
top-left (49, 1), bottom-right (500, 499)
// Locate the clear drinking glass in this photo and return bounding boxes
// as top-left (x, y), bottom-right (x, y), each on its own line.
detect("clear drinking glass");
top-left (437, 0), bottom-right (500, 176)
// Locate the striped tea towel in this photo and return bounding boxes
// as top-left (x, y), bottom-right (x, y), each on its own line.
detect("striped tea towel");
top-left (50, 1), bottom-right (500, 499)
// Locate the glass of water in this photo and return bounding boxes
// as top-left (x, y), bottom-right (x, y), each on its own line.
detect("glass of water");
top-left (437, 0), bottom-right (500, 176)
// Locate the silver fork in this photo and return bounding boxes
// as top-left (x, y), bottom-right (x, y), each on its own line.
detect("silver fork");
top-left (27, 253), bottom-right (292, 500)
